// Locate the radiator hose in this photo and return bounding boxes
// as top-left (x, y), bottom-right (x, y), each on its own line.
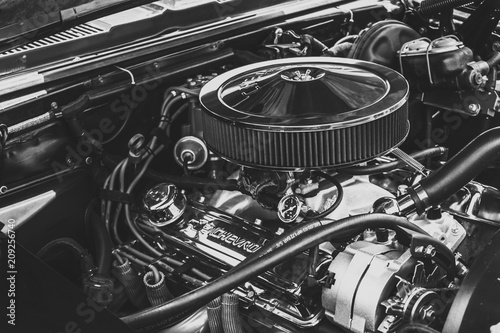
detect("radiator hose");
top-left (412, 127), bottom-right (500, 211)
top-left (121, 214), bottom-right (431, 331)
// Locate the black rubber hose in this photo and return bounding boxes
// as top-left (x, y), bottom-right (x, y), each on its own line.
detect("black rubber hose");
top-left (121, 214), bottom-right (428, 330)
top-left (419, 127), bottom-right (500, 208)
top-left (303, 172), bottom-right (344, 221)
top-left (88, 210), bottom-right (113, 277)
top-left (338, 147), bottom-right (448, 175)
top-left (398, 323), bottom-right (441, 333)
top-left (486, 51), bottom-right (500, 69)
top-left (37, 237), bottom-right (95, 274)
top-left (419, 0), bottom-right (473, 17)
top-left (225, 219), bottom-right (327, 277)
top-left (221, 293), bottom-right (244, 333)
top-left (327, 42), bottom-right (353, 57)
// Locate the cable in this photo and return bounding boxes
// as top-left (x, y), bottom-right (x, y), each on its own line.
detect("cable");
top-left (149, 264), bottom-right (161, 284)
top-left (303, 172), bottom-right (344, 221)
top-left (110, 158), bottom-right (129, 244)
top-left (122, 246), bottom-right (212, 281)
top-left (124, 145), bottom-right (165, 258)
top-left (113, 251), bottom-right (126, 265)
top-left (159, 96), bottom-right (183, 130)
top-left (166, 103), bottom-right (189, 137)
top-left (104, 159), bottom-right (126, 231)
top-left (121, 214), bottom-right (430, 330)
top-left (338, 147), bottom-right (448, 175)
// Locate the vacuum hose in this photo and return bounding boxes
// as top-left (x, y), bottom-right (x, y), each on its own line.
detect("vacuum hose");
top-left (121, 214), bottom-right (430, 331)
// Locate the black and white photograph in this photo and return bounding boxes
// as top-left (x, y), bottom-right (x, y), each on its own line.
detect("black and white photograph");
top-left (0, 1), bottom-right (499, 332)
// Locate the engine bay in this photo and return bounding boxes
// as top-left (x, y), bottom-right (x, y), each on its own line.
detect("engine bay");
top-left (1, 1), bottom-right (500, 332)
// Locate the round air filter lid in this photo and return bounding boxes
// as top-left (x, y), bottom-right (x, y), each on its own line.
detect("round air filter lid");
top-left (200, 57), bottom-right (409, 170)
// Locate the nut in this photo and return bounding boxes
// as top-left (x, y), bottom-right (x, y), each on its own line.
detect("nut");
top-left (468, 103), bottom-right (480, 114)
top-left (419, 304), bottom-right (436, 323)
top-left (424, 245), bottom-right (436, 258)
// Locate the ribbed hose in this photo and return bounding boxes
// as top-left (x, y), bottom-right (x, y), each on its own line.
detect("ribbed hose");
top-left (486, 51), bottom-right (500, 69)
top-left (419, 0), bottom-right (473, 16)
top-left (122, 214), bottom-right (432, 331)
top-left (144, 271), bottom-right (174, 306)
top-left (221, 293), bottom-right (244, 333)
top-left (37, 237), bottom-right (95, 274)
top-left (207, 297), bottom-right (223, 333)
top-left (112, 259), bottom-right (149, 308)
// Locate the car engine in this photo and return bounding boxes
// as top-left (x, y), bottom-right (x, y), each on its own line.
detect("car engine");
top-left (1, 1), bottom-right (500, 332)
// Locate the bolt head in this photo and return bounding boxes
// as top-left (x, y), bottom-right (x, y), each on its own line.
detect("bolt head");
top-left (424, 245), bottom-right (436, 258)
top-left (0, 186), bottom-right (8, 194)
top-left (468, 103), bottom-right (480, 114)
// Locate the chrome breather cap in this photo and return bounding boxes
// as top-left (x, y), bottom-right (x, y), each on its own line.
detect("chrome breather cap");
top-left (143, 183), bottom-right (187, 227)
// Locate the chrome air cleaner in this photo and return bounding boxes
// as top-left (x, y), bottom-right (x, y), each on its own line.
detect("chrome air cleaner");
top-left (200, 57), bottom-right (409, 170)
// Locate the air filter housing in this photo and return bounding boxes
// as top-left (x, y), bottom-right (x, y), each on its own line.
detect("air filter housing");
top-left (200, 57), bottom-right (409, 170)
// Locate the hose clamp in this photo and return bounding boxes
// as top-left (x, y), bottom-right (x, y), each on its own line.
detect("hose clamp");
top-left (396, 184), bottom-right (431, 216)
top-left (408, 184), bottom-right (431, 215)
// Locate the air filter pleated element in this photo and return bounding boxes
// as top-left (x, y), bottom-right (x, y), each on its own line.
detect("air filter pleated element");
top-left (200, 57), bottom-right (409, 170)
